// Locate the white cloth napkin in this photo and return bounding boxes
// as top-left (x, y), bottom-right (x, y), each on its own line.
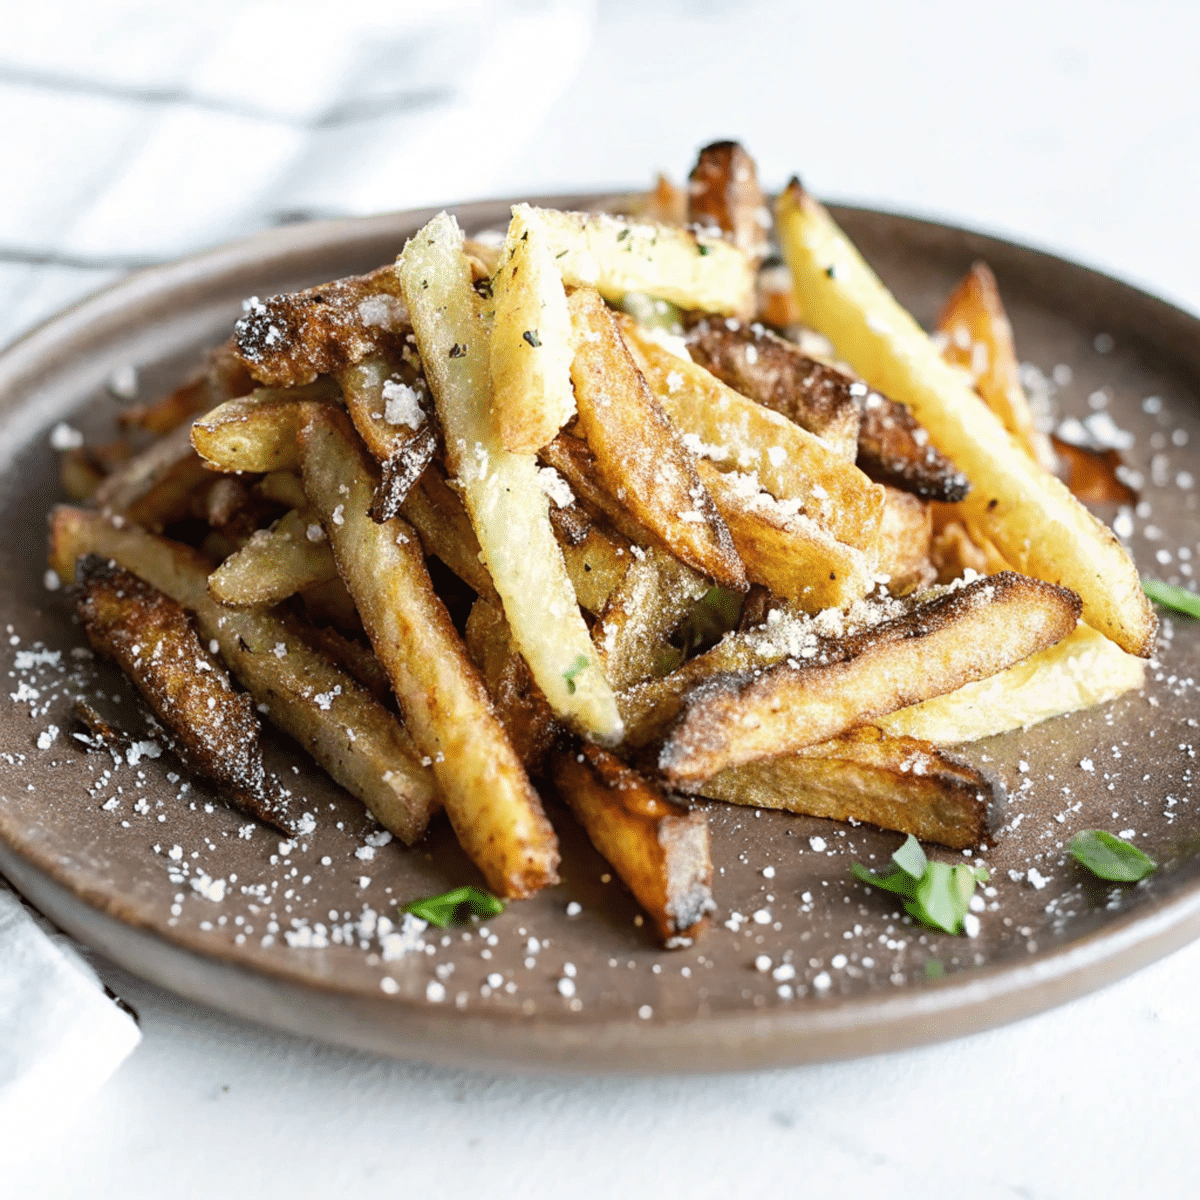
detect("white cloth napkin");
top-left (0, 881), bottom-right (141, 1164)
top-left (0, 0), bottom-right (595, 344)
top-left (0, 0), bottom-right (593, 1136)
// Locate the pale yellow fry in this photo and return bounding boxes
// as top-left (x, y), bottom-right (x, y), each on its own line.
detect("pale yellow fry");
top-left (776, 182), bottom-right (1155, 657)
top-left (490, 207), bottom-right (576, 453)
top-left (524, 204), bottom-right (754, 316)
top-left (397, 211), bottom-right (624, 745)
top-left (208, 508), bottom-right (338, 606)
top-left (877, 622), bottom-right (1145, 744)
top-left (298, 408), bottom-right (558, 898)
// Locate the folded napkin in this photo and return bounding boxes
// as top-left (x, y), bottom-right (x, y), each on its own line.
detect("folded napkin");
top-left (0, 0), bottom-right (595, 343)
top-left (0, 880), bottom-right (141, 1164)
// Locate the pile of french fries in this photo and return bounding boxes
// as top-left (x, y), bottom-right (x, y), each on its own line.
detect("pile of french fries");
top-left (48, 140), bottom-right (1155, 947)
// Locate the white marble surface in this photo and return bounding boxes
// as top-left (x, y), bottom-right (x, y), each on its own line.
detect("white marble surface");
top-left (5, 1), bottom-right (1200, 1195)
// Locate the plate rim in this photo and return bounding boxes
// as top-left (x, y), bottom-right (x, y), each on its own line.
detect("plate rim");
top-left (3, 194), bottom-right (1199, 1074)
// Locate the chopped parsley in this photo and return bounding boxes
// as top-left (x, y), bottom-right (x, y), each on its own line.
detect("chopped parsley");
top-left (1068, 830), bottom-right (1156, 882)
top-left (697, 244), bottom-right (711, 256)
top-left (522, 329), bottom-right (541, 348)
top-left (403, 886), bottom-right (505, 927)
top-left (852, 835), bottom-right (988, 935)
top-left (563, 653), bottom-right (589, 695)
top-left (1142, 578), bottom-right (1200, 619)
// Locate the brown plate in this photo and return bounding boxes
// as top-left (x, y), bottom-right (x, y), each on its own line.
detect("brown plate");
top-left (1, 196), bottom-right (1198, 1073)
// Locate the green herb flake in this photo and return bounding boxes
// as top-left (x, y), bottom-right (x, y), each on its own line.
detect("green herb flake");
top-left (1142, 578), bottom-right (1200, 619)
top-left (403, 886), bottom-right (505, 927)
top-left (522, 329), bottom-right (541, 348)
top-left (697, 244), bottom-right (711, 256)
top-left (563, 653), bottom-right (589, 695)
top-left (892, 833), bottom-right (927, 879)
top-left (556, 250), bottom-right (569, 259)
top-left (852, 836), bottom-right (982, 935)
top-left (1068, 829), bottom-right (1157, 882)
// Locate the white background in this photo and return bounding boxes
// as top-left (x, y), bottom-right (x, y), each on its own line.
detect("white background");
top-left (5, 1), bottom-right (1199, 1195)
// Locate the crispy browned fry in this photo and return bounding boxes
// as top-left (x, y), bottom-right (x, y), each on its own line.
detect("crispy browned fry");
top-left (593, 545), bottom-right (709, 691)
top-left (856, 382), bottom-right (971, 501)
top-left (208, 508), bottom-right (339, 606)
top-left (233, 265), bottom-right (408, 388)
top-left (1050, 437), bottom-right (1138, 506)
top-left (686, 318), bottom-right (861, 461)
top-left (938, 261), bottom-right (1057, 472)
top-left (299, 407), bottom-right (559, 898)
top-left (559, 519), bottom-right (635, 614)
top-left (877, 486), bottom-right (935, 595)
top-left (72, 698), bottom-right (125, 754)
top-left (624, 322), bottom-right (885, 551)
top-left (335, 351), bottom-right (437, 521)
top-left (698, 727), bottom-right (998, 850)
top-left (659, 572), bottom-right (1082, 788)
top-left (92, 420), bottom-right (211, 529)
top-left (465, 598), bottom-right (560, 773)
top-left (687, 140), bottom-right (770, 266)
top-left (567, 287), bottom-right (746, 589)
top-left (49, 506), bottom-right (438, 844)
top-left (540, 433), bottom-right (659, 549)
top-left (686, 318), bottom-right (970, 501)
top-left (550, 743), bottom-right (714, 946)
top-left (398, 464), bottom-right (498, 602)
top-left (77, 555), bottom-right (299, 834)
top-left (190, 380), bottom-right (339, 473)
top-left (696, 461), bottom-right (876, 611)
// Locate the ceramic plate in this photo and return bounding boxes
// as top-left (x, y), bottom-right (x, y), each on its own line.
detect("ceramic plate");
top-left (1, 196), bottom-right (1198, 1072)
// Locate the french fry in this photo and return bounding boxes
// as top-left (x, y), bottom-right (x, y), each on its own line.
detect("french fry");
top-left (540, 433), bottom-right (660, 550)
top-left (559, 520), bottom-right (636, 615)
top-left (490, 206), bottom-right (577, 453)
top-left (685, 318), bottom-right (861, 461)
top-left (877, 486), bottom-right (935, 595)
top-left (568, 287), bottom-right (746, 590)
top-left (464, 598), bottom-right (560, 772)
top-left (776, 180), bottom-right (1156, 656)
top-left (49, 506), bottom-right (439, 845)
top-left (207, 508), bottom-right (338, 606)
top-left (696, 461), bottom-right (876, 611)
top-left (659, 572), bottom-right (1082, 788)
top-left (335, 352), bottom-right (437, 521)
top-left (550, 743), bottom-right (714, 946)
top-left (399, 465), bottom-right (497, 602)
top-left (593, 544), bottom-right (709, 691)
top-left (398, 213), bottom-right (624, 745)
top-left (233, 265), bottom-right (409, 388)
top-left (190, 380), bottom-right (338, 473)
top-left (93, 419), bottom-right (211, 528)
top-left (623, 320), bottom-right (885, 551)
top-left (698, 727), bottom-right (997, 850)
top-left (877, 622), bottom-right (1145, 744)
top-left (77, 556), bottom-right (299, 834)
top-left (298, 406), bottom-right (559, 897)
top-left (305, 624), bottom-right (393, 706)
top-left (687, 140), bottom-right (770, 265)
top-left (522, 203), bottom-right (755, 316)
top-left (938, 261), bottom-right (1057, 472)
